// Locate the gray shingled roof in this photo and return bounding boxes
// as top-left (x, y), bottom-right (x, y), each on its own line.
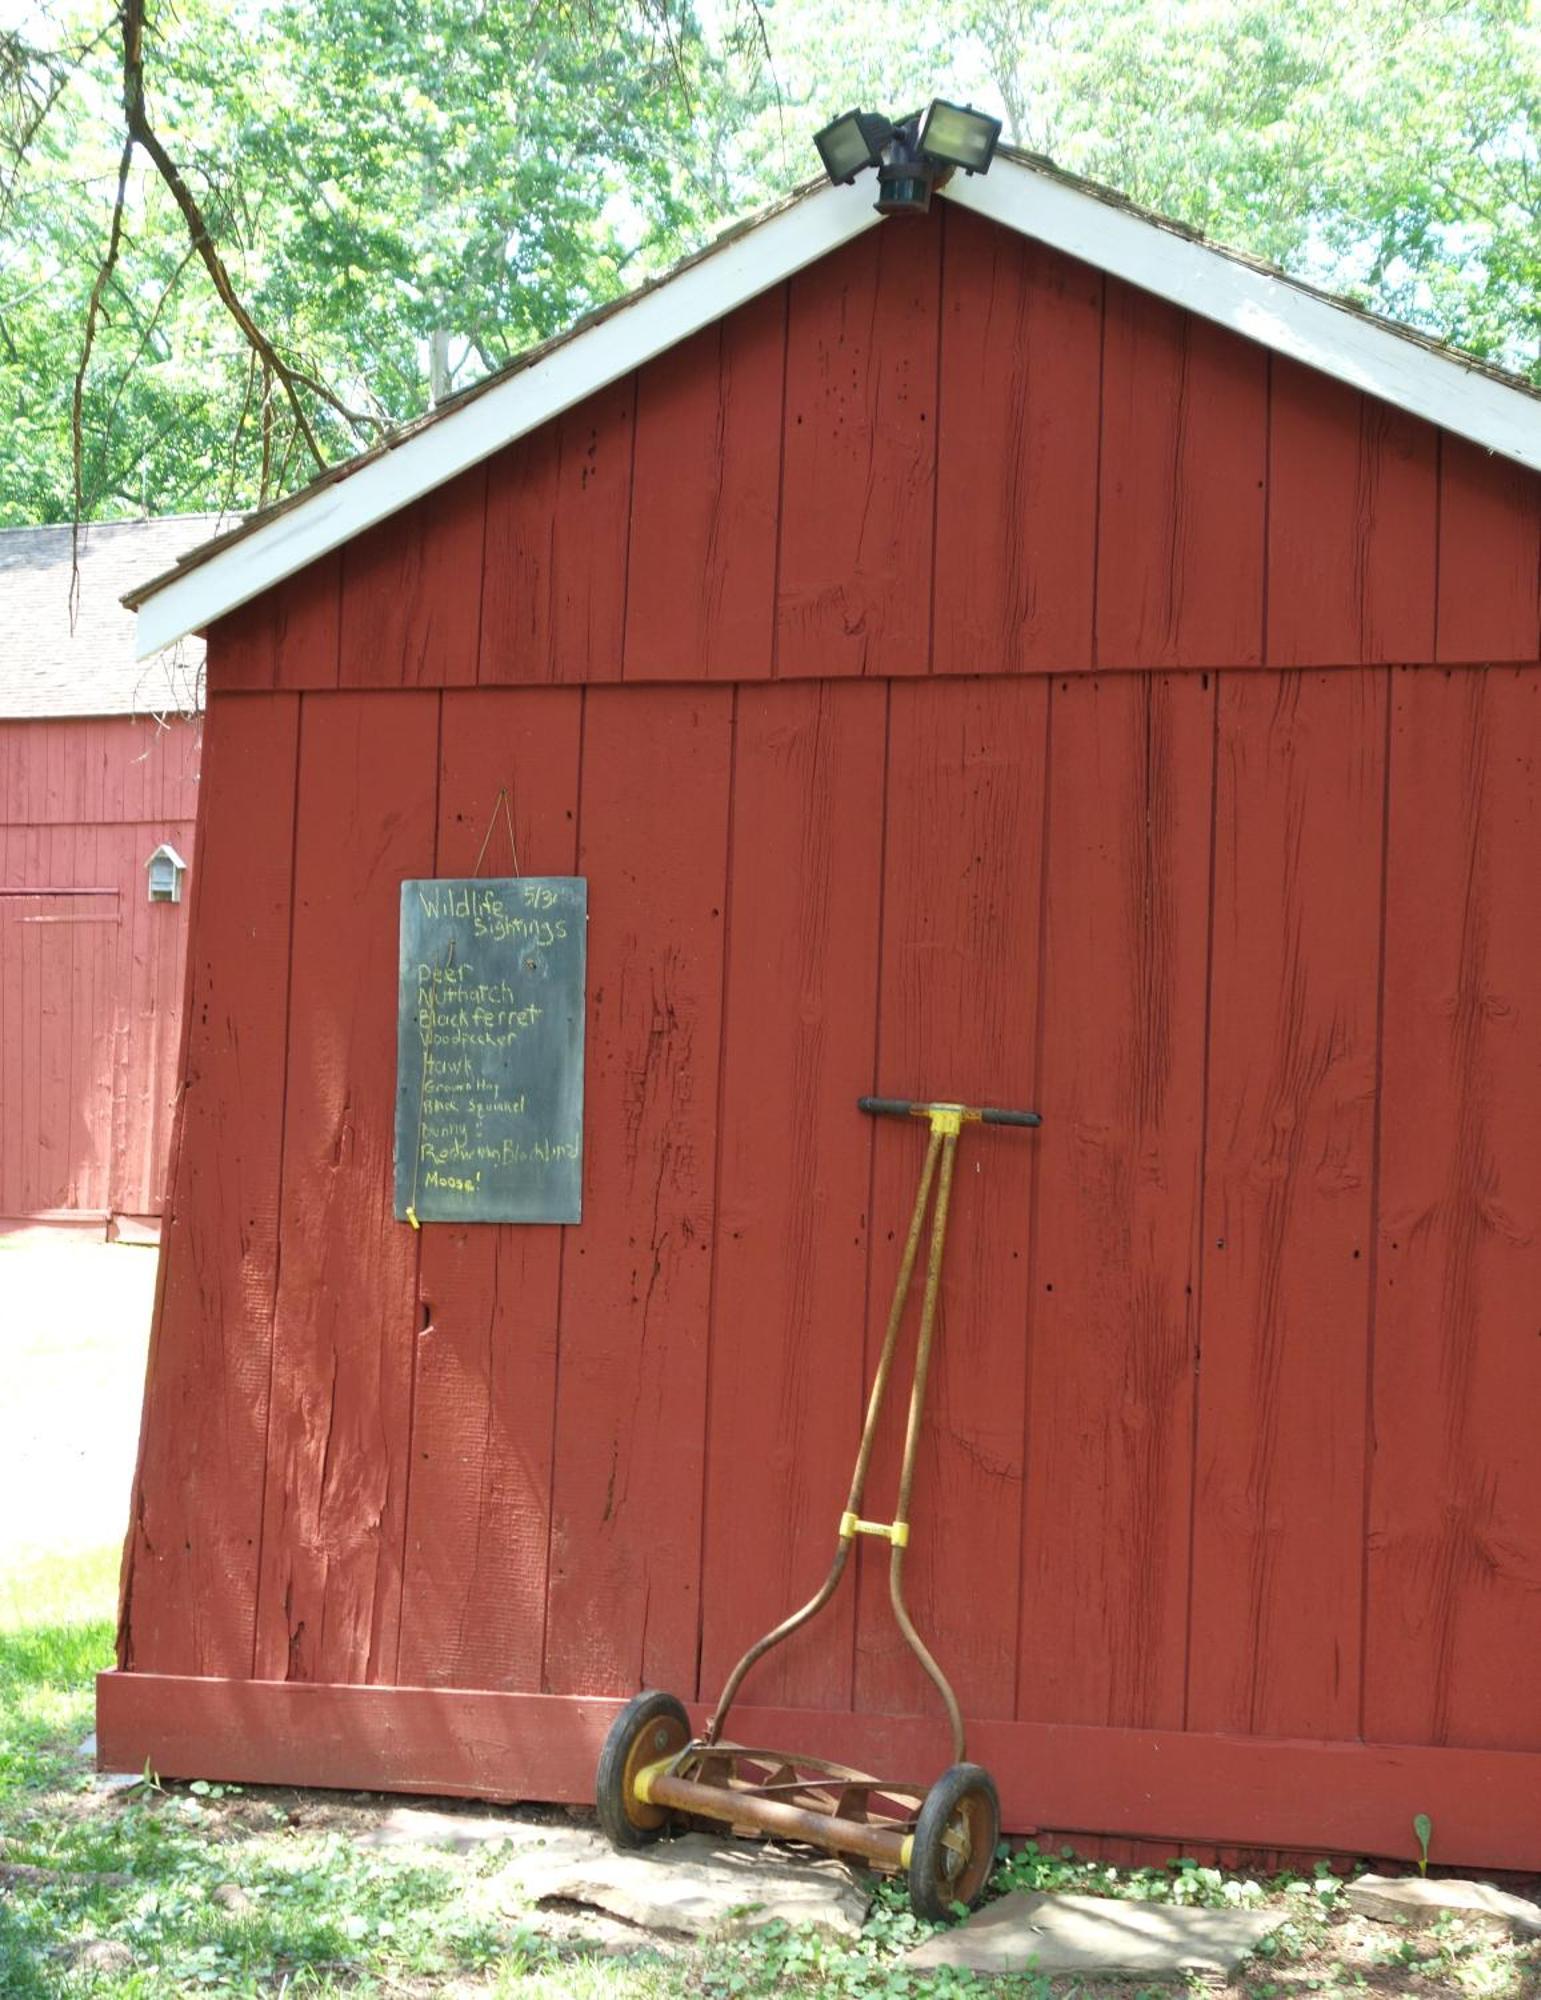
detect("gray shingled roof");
top-left (1, 516), bottom-right (223, 719)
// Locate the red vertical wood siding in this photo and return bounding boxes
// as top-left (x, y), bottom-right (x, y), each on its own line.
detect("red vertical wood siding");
top-left (114, 200), bottom-right (1541, 1862)
top-left (625, 292), bottom-right (785, 683)
top-left (252, 692), bottom-right (439, 1684)
top-left (699, 679), bottom-right (885, 1710)
top-left (857, 676), bottom-right (1044, 1728)
top-left (1189, 669), bottom-right (1386, 1741)
top-left (1096, 286), bottom-right (1268, 670)
top-left (777, 225), bottom-right (939, 679)
top-left (1365, 665), bottom-right (1541, 1748)
top-left (1434, 440), bottom-right (1541, 664)
top-left (340, 473), bottom-right (484, 690)
top-left (398, 686), bottom-right (582, 1691)
top-left (1021, 671), bottom-right (1212, 1731)
top-left (0, 712), bottom-right (198, 1222)
top-left (932, 214), bottom-right (1100, 677)
top-left (480, 387), bottom-right (634, 686)
top-left (543, 686), bottom-right (733, 1696)
top-left (216, 557), bottom-right (342, 691)
top-left (120, 694), bottom-right (294, 1674)
top-left (1265, 365), bottom-right (1438, 666)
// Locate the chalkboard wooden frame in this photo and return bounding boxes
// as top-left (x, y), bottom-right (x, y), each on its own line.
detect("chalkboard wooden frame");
top-left (394, 876), bottom-right (587, 1224)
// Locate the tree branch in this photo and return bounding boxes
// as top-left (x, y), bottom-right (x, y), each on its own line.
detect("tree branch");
top-left (96, 240), bottom-right (199, 448)
top-left (70, 130), bottom-right (134, 627)
top-left (119, 0), bottom-right (384, 464)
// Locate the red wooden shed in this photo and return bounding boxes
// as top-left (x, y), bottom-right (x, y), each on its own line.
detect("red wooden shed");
top-left (102, 155), bottom-right (1541, 1870)
top-left (0, 519), bottom-right (210, 1237)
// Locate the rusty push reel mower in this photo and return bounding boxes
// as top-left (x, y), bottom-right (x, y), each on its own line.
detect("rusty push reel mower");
top-left (595, 1094), bottom-right (1041, 1921)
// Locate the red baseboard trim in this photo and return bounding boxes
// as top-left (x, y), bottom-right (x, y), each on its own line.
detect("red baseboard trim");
top-left (96, 1672), bottom-right (1541, 1870)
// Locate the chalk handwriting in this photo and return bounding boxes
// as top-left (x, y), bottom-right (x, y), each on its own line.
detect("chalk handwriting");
top-left (396, 875), bottom-right (586, 1223)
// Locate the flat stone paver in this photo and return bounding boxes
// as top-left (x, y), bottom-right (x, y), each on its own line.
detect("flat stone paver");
top-left (904, 1890), bottom-right (1283, 1977)
top-left (523, 1830), bottom-right (871, 1940)
top-left (1345, 1874), bottom-right (1541, 1936)
top-left (356, 1814), bottom-right (867, 1942)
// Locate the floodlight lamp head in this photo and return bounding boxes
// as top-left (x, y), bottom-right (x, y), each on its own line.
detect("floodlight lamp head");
top-left (813, 108), bottom-right (893, 186)
top-left (917, 99), bottom-right (1002, 175)
top-left (813, 96), bottom-right (1003, 216)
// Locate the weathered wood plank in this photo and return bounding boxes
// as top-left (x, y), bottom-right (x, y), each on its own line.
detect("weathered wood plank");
top-left (397, 686), bottom-right (583, 1690)
top-left (272, 556), bottom-right (343, 690)
top-left (1365, 664), bottom-right (1541, 1747)
top-left (1188, 669), bottom-right (1385, 1739)
top-left (776, 223), bottom-right (939, 678)
top-left (542, 684), bottom-right (732, 1695)
top-left (1435, 439), bottom-right (1541, 664)
top-left (1097, 284), bottom-right (1267, 669)
top-left (119, 692), bottom-right (300, 1675)
top-left (253, 691), bottom-right (439, 1684)
top-left (211, 596), bottom-right (279, 693)
top-left (339, 475), bottom-right (483, 688)
top-left (624, 290), bottom-right (784, 682)
top-left (211, 556), bottom-right (342, 693)
top-left (1020, 671), bottom-right (1212, 1730)
top-left (856, 676), bottom-right (1045, 1725)
top-left (1266, 366), bottom-right (1438, 665)
top-left (933, 209), bottom-right (1101, 675)
top-left (480, 388), bottom-right (634, 685)
top-left (698, 679), bottom-right (886, 1711)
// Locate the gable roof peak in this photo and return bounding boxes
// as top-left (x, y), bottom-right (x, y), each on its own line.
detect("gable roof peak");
top-left (129, 152), bottom-right (1541, 660)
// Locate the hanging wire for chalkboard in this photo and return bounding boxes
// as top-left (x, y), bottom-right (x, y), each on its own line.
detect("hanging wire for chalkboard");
top-left (471, 786), bottom-right (521, 879)
top-left (405, 935), bottom-right (456, 1230)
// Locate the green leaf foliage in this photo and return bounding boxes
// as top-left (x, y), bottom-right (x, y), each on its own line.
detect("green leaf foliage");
top-left (3, 0), bottom-right (1537, 530)
top-left (0, 0), bottom-right (767, 522)
top-left (752, 0), bottom-right (1541, 375)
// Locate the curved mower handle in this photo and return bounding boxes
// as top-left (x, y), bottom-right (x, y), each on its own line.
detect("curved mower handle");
top-left (858, 1095), bottom-right (1042, 1128)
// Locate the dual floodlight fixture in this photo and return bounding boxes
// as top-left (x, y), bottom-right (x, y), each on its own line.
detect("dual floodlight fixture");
top-left (813, 98), bottom-right (1003, 216)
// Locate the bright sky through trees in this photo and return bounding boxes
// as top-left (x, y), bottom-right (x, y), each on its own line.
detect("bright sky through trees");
top-left (2, 0), bottom-right (1536, 525)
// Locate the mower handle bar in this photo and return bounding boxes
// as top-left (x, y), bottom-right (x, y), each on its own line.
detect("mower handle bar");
top-left (858, 1095), bottom-right (1041, 1128)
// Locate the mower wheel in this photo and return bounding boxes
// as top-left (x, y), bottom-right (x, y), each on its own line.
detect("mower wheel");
top-left (908, 1762), bottom-right (1000, 1921)
top-left (595, 1689), bottom-right (691, 1850)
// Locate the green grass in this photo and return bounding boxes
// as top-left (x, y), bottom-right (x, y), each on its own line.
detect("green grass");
top-left (0, 1539), bottom-right (518, 1996)
top-left (0, 1542), bottom-right (117, 1792)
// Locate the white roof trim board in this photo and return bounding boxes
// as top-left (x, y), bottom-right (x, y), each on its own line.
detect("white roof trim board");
top-left (133, 155), bottom-right (1541, 660)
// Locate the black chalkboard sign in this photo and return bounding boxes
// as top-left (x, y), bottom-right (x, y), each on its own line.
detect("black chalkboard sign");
top-left (394, 877), bottom-right (587, 1224)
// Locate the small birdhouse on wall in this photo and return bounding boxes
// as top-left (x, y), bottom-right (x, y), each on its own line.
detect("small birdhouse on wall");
top-left (145, 842), bottom-right (188, 905)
